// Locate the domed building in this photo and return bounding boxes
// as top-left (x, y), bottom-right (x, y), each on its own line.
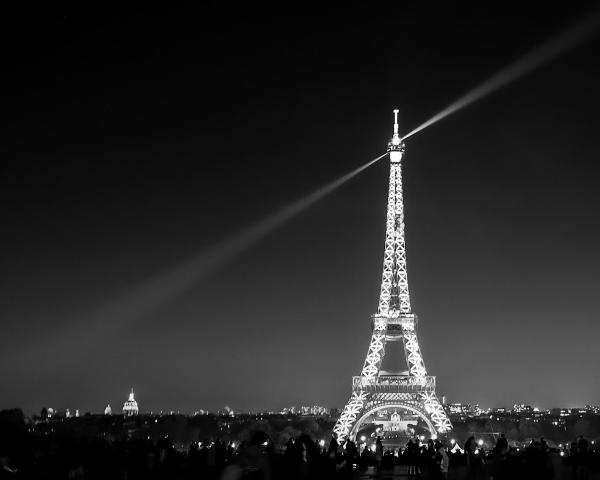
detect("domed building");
top-left (122, 389), bottom-right (139, 416)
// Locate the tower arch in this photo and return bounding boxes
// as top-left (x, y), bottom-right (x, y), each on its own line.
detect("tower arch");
top-left (349, 403), bottom-right (435, 441)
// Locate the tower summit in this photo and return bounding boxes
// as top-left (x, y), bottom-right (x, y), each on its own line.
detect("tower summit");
top-left (333, 110), bottom-right (451, 441)
top-left (388, 109), bottom-right (405, 163)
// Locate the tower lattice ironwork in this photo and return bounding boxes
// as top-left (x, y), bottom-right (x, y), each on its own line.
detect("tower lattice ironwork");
top-left (333, 110), bottom-right (452, 441)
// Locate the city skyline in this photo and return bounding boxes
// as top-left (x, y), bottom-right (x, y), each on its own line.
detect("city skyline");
top-left (2, 4), bottom-right (600, 415)
top-left (26, 384), bottom-right (600, 418)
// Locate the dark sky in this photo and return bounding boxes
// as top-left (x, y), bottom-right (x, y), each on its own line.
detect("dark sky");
top-left (2, 3), bottom-right (600, 415)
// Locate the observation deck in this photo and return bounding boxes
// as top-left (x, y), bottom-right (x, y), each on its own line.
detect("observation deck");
top-left (352, 375), bottom-right (436, 393)
top-left (371, 314), bottom-right (418, 339)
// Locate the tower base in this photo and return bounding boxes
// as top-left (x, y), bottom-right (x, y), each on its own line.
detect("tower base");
top-left (334, 375), bottom-right (451, 441)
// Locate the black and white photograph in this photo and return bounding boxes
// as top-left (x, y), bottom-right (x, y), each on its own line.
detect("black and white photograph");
top-left (2, 3), bottom-right (600, 479)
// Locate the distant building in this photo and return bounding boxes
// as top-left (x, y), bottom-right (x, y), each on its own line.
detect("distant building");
top-left (218, 405), bottom-right (234, 417)
top-left (373, 408), bottom-right (418, 433)
top-left (447, 403), bottom-right (482, 416)
top-left (123, 389), bottom-right (139, 416)
top-left (105, 404), bottom-right (112, 415)
top-left (300, 405), bottom-right (328, 415)
top-left (281, 405), bottom-right (328, 416)
top-left (512, 404), bottom-right (534, 414)
top-left (448, 403), bottom-right (470, 415)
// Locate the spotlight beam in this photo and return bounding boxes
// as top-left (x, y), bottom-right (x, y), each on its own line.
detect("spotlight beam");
top-left (9, 152), bottom-right (388, 363)
top-left (401, 7), bottom-right (600, 141)
top-left (104, 152), bottom-right (388, 326)
top-left (85, 152), bottom-right (387, 331)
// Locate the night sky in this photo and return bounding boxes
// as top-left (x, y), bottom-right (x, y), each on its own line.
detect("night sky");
top-left (2, 4), bottom-right (600, 415)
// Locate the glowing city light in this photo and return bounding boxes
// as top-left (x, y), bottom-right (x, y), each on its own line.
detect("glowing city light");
top-left (360, 436), bottom-right (366, 442)
top-left (319, 439), bottom-right (325, 447)
top-left (560, 451), bottom-right (565, 457)
top-left (450, 439), bottom-right (456, 445)
top-left (475, 449), bottom-right (480, 455)
top-left (262, 441), bottom-right (268, 446)
top-left (400, 7), bottom-right (600, 142)
top-left (478, 439), bottom-right (484, 446)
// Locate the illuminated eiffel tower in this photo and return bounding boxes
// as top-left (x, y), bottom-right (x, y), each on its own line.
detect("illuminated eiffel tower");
top-left (333, 110), bottom-right (452, 441)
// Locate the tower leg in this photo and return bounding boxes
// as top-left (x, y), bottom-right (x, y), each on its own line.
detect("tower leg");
top-left (421, 392), bottom-right (452, 433)
top-left (333, 392), bottom-right (367, 440)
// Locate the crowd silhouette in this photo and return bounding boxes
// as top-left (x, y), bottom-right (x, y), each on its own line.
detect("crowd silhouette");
top-left (1, 428), bottom-right (599, 479)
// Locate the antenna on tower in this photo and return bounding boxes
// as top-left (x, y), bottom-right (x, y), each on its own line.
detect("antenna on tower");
top-left (388, 109), bottom-right (405, 162)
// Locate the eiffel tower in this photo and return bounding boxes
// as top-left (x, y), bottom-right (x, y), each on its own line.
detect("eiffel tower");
top-left (333, 110), bottom-right (452, 441)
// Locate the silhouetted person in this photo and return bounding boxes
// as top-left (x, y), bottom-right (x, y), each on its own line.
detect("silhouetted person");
top-left (283, 437), bottom-right (295, 469)
top-left (578, 435), bottom-right (589, 455)
top-left (492, 434), bottom-right (509, 480)
top-left (327, 433), bottom-right (339, 459)
top-left (496, 433), bottom-right (508, 455)
top-left (464, 436), bottom-right (476, 464)
top-left (327, 432), bottom-right (339, 474)
top-left (375, 436), bottom-right (383, 474)
top-left (157, 434), bottom-right (173, 465)
top-left (359, 444), bottom-right (371, 472)
top-left (464, 436), bottom-right (478, 480)
top-left (438, 445), bottom-right (449, 480)
top-left (344, 438), bottom-right (358, 471)
top-left (424, 439), bottom-right (437, 476)
top-left (406, 438), bottom-right (419, 478)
